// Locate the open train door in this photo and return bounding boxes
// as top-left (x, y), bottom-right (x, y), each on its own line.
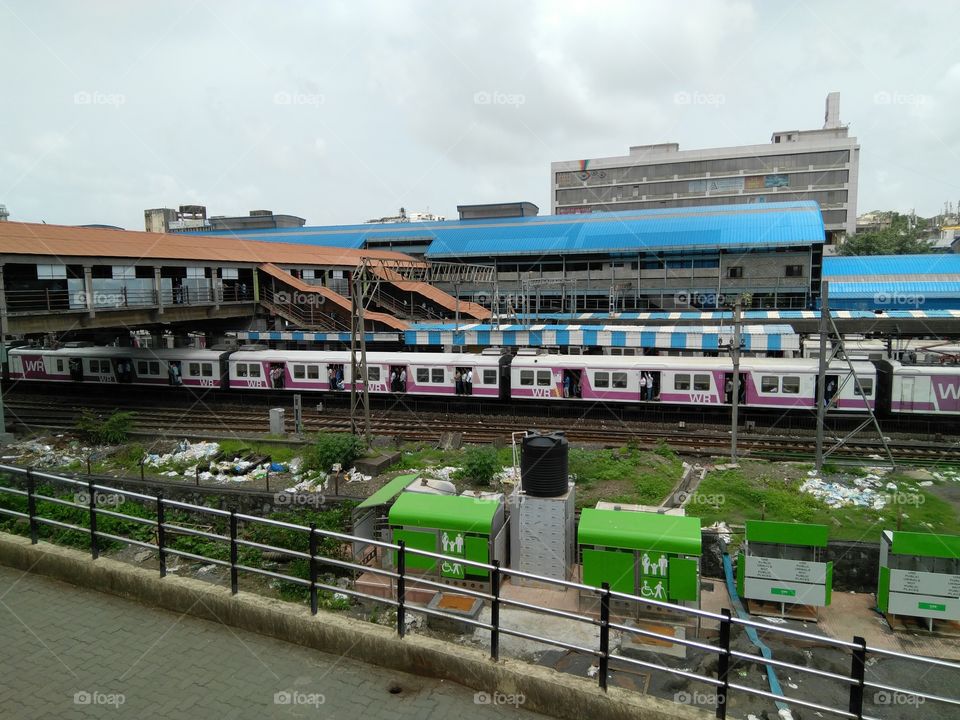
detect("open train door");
top-left (723, 372), bottom-right (747, 405)
top-left (816, 374), bottom-right (839, 409)
top-left (68, 357), bottom-right (83, 381)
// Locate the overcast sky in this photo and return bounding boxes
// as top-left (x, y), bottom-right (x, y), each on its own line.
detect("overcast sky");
top-left (2, 0), bottom-right (959, 229)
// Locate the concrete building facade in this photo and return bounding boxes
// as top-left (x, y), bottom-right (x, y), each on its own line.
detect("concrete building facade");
top-left (551, 94), bottom-right (858, 245)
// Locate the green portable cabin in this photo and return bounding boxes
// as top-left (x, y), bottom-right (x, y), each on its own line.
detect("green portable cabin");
top-left (736, 520), bottom-right (832, 607)
top-left (578, 508), bottom-right (701, 604)
top-left (877, 530), bottom-right (960, 621)
top-left (388, 492), bottom-right (506, 583)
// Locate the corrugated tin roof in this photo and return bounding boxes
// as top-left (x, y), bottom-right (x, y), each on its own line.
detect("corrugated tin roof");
top-left (0, 222), bottom-right (414, 266)
top-left (829, 281), bottom-right (960, 298)
top-left (824, 255), bottom-right (960, 277)
top-left (198, 201), bottom-right (825, 257)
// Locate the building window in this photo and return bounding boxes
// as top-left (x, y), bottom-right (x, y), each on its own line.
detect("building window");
top-left (727, 266), bottom-right (743, 279)
top-left (785, 265), bottom-right (803, 277)
top-left (112, 265), bottom-right (135, 279)
top-left (594, 372), bottom-right (610, 389)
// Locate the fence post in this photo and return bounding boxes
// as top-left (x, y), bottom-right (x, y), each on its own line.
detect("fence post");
top-left (87, 478), bottom-right (98, 559)
top-left (229, 510), bottom-right (239, 595)
top-left (490, 560), bottom-right (501, 662)
top-left (848, 636), bottom-right (867, 719)
top-left (716, 608), bottom-right (732, 719)
top-left (156, 491), bottom-right (166, 578)
top-left (26, 469), bottom-right (38, 544)
top-left (396, 540), bottom-right (406, 638)
top-left (309, 523), bottom-right (318, 616)
top-left (599, 582), bottom-right (610, 692)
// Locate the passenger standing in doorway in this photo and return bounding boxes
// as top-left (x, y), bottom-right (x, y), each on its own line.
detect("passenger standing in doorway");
top-left (399, 368), bottom-right (407, 392)
top-left (454, 370), bottom-right (462, 395)
top-left (327, 367), bottom-right (335, 389)
top-left (390, 369), bottom-right (399, 392)
top-left (645, 372), bottom-right (655, 400)
top-left (725, 377), bottom-right (733, 404)
top-left (563, 374), bottom-right (571, 398)
top-left (639, 372), bottom-right (647, 400)
top-left (465, 369), bottom-right (472, 395)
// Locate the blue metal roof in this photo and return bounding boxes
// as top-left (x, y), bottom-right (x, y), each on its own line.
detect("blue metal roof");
top-left (829, 282), bottom-right (960, 299)
top-left (194, 201), bottom-right (824, 257)
top-left (824, 255), bottom-right (960, 277)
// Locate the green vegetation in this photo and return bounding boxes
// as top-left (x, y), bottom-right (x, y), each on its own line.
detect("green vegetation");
top-left (839, 211), bottom-right (935, 256)
top-left (301, 433), bottom-right (365, 474)
top-left (686, 463), bottom-right (960, 541)
top-left (571, 443), bottom-right (682, 507)
top-left (453, 446), bottom-right (500, 486)
top-left (217, 439), bottom-right (299, 465)
top-left (75, 410), bottom-right (136, 445)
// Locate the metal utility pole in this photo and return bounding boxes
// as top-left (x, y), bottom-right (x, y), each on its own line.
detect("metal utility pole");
top-left (730, 299), bottom-right (743, 463)
top-left (349, 268), bottom-right (372, 442)
top-left (815, 282), bottom-right (829, 472)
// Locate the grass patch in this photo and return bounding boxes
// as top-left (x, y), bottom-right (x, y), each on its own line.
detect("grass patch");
top-left (687, 462), bottom-right (960, 541)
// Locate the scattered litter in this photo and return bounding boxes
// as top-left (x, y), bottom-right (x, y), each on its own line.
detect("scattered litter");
top-left (800, 467), bottom-right (893, 509)
top-left (586, 665), bottom-right (598, 678)
top-left (145, 440), bottom-right (220, 468)
top-left (763, 617), bottom-right (788, 625)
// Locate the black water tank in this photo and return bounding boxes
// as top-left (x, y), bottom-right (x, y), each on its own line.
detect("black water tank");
top-left (520, 431), bottom-right (569, 497)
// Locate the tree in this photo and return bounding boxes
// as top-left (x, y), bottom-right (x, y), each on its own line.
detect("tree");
top-left (839, 212), bottom-right (936, 256)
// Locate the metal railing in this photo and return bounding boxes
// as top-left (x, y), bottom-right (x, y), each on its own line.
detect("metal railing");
top-left (0, 464), bottom-right (957, 720)
top-left (5, 285), bottom-right (250, 314)
top-left (259, 284), bottom-right (351, 331)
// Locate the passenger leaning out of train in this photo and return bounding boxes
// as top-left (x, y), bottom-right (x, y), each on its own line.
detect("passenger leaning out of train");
top-left (454, 370), bottom-right (462, 395)
top-left (464, 369), bottom-right (472, 395)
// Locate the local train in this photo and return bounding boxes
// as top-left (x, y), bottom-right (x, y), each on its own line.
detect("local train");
top-left (6, 345), bottom-right (960, 416)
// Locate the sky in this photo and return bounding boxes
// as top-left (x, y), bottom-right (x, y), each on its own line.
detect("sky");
top-left (2, 0), bottom-right (960, 229)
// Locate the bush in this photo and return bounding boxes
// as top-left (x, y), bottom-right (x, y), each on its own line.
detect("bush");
top-left (301, 433), bottom-right (365, 474)
top-left (454, 445), bottom-right (500, 486)
top-left (75, 410), bottom-right (136, 445)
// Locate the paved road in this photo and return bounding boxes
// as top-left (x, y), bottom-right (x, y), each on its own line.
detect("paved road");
top-left (0, 565), bottom-right (544, 719)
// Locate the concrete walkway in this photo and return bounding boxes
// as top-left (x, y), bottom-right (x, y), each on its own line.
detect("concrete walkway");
top-left (0, 565), bottom-right (546, 719)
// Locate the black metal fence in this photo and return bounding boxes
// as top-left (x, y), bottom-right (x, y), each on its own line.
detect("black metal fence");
top-left (0, 464), bottom-right (957, 720)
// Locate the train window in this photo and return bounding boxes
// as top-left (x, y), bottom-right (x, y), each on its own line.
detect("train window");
top-left (520, 370), bottom-right (534, 386)
top-left (781, 376), bottom-right (800, 394)
top-left (431, 368), bottom-right (444, 383)
top-left (236, 364), bottom-right (248, 377)
top-left (249, 364), bottom-right (261, 378)
top-left (537, 370), bottom-right (551, 387)
top-left (854, 379), bottom-right (874, 396)
top-left (137, 361), bottom-right (149, 375)
top-left (483, 369), bottom-right (497, 384)
top-left (416, 368), bottom-right (429, 383)
top-left (594, 372), bottom-right (610, 388)
top-left (293, 365), bottom-right (305, 379)
top-left (307, 365), bottom-right (320, 380)
top-left (367, 367), bottom-right (381, 382)
top-left (150, 361), bottom-right (160, 375)
top-left (56, 359), bottom-right (64, 372)
top-left (612, 372), bottom-right (628, 388)
top-left (761, 376), bottom-right (779, 393)
top-left (189, 363), bottom-right (201, 376)
top-left (89, 359), bottom-right (109, 373)
top-left (693, 374), bottom-right (710, 391)
top-left (674, 374), bottom-right (690, 390)
top-left (201, 364), bottom-right (213, 377)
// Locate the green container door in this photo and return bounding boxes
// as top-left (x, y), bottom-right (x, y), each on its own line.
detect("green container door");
top-left (582, 549), bottom-right (634, 594)
top-left (394, 529), bottom-right (436, 571)
top-left (667, 557), bottom-right (699, 601)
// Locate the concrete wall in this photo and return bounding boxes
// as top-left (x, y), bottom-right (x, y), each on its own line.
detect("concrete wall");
top-left (0, 533), bottom-right (706, 720)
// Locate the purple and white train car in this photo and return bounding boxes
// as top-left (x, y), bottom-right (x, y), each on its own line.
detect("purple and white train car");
top-left (8, 346), bottom-right (230, 389)
top-left (228, 349), bottom-right (507, 397)
top-left (510, 353), bottom-right (876, 412)
top-left (878, 361), bottom-right (960, 415)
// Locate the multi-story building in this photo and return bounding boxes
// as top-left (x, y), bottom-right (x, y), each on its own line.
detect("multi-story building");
top-left (551, 94), bottom-right (858, 244)
top-left (145, 206), bottom-right (306, 233)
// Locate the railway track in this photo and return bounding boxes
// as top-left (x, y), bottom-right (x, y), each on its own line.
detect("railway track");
top-left (6, 394), bottom-right (960, 466)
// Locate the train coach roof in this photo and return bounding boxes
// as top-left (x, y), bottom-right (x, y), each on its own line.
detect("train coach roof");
top-left (883, 361), bottom-right (960, 376)
top-left (9, 346), bottom-right (227, 360)
top-left (228, 350), bottom-right (500, 365)
top-left (509, 354), bottom-right (874, 373)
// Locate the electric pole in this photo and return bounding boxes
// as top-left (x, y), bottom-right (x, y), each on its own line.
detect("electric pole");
top-left (815, 281), bottom-right (829, 473)
top-left (730, 299), bottom-right (743, 463)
